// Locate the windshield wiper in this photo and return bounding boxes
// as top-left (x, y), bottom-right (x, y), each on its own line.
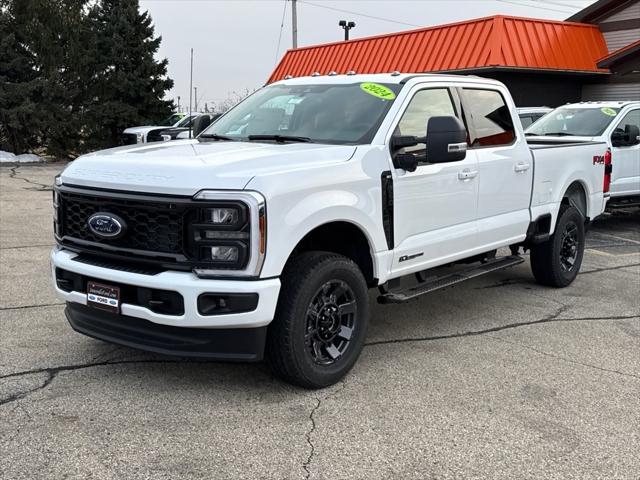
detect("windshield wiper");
top-left (198, 134), bottom-right (236, 141)
top-left (247, 134), bottom-right (313, 143)
top-left (536, 132), bottom-right (575, 137)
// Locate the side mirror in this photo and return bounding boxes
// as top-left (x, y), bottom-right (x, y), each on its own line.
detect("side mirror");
top-left (390, 135), bottom-right (423, 172)
top-left (192, 115), bottom-right (213, 137)
top-left (425, 116), bottom-right (467, 163)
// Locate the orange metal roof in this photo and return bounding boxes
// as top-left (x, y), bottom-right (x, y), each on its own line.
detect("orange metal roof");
top-left (268, 15), bottom-right (609, 83)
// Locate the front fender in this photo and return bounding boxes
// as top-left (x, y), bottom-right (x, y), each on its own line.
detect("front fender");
top-left (246, 150), bottom-right (390, 279)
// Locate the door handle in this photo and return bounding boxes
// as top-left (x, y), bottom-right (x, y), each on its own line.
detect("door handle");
top-left (458, 169), bottom-right (478, 181)
top-left (514, 162), bottom-right (531, 173)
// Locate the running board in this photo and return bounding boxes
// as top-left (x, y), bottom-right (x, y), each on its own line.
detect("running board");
top-left (377, 255), bottom-right (525, 304)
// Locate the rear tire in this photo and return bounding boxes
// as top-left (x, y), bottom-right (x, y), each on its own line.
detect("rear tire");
top-left (530, 205), bottom-right (585, 287)
top-left (266, 251), bottom-right (369, 389)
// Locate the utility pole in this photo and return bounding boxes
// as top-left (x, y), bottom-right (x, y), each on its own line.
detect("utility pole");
top-left (177, 96), bottom-right (181, 112)
top-left (291, 0), bottom-right (298, 49)
top-left (194, 87), bottom-right (198, 111)
top-left (189, 48), bottom-right (193, 138)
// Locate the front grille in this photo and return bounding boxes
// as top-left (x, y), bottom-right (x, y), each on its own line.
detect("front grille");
top-left (56, 186), bottom-right (202, 266)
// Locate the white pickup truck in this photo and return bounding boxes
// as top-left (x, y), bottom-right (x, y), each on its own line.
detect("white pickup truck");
top-left (52, 74), bottom-right (610, 388)
top-left (525, 101), bottom-right (640, 207)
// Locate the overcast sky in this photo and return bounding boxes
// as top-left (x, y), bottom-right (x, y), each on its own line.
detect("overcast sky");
top-left (138, 0), bottom-right (593, 111)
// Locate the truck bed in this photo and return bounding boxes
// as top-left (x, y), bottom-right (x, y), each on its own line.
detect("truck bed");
top-left (528, 140), bottom-right (608, 228)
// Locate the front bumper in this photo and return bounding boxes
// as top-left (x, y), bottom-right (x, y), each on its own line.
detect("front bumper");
top-left (65, 303), bottom-right (267, 360)
top-left (51, 248), bottom-right (280, 329)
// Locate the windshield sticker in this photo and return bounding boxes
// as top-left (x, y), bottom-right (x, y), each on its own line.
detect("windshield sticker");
top-left (601, 107), bottom-right (617, 117)
top-left (360, 83), bottom-right (396, 100)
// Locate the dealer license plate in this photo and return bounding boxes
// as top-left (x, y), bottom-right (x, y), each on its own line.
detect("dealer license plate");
top-left (87, 281), bottom-right (120, 314)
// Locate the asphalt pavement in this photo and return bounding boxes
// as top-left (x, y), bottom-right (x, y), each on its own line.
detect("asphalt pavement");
top-left (1, 163), bottom-right (639, 479)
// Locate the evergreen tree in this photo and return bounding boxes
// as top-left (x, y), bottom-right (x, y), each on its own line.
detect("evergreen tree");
top-left (85, 0), bottom-right (174, 149)
top-left (0, 0), bottom-right (93, 155)
top-left (0, 1), bottom-right (46, 153)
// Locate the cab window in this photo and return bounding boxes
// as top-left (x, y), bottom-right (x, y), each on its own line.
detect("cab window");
top-left (394, 88), bottom-right (457, 153)
top-left (462, 89), bottom-right (515, 147)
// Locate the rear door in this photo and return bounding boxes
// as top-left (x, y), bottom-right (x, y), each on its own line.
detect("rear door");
top-left (459, 87), bottom-right (532, 249)
top-left (610, 108), bottom-right (640, 197)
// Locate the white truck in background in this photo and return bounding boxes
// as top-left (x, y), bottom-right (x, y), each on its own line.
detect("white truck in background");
top-left (52, 74), bottom-right (609, 388)
top-left (526, 101), bottom-right (640, 207)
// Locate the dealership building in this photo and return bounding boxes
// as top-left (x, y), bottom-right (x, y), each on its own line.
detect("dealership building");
top-left (269, 0), bottom-right (640, 106)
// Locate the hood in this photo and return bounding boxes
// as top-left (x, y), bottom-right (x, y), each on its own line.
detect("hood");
top-left (60, 139), bottom-right (357, 195)
top-left (122, 126), bottom-right (160, 134)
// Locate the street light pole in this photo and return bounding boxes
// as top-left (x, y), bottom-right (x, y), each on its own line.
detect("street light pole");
top-left (339, 20), bottom-right (356, 41)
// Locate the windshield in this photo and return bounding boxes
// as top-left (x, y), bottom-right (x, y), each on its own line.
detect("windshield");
top-left (176, 115), bottom-right (196, 128)
top-left (159, 113), bottom-right (183, 126)
top-left (525, 107), bottom-right (621, 136)
top-left (200, 82), bottom-right (401, 144)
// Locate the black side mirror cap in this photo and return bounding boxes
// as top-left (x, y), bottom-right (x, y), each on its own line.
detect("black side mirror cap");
top-left (425, 116), bottom-right (468, 163)
top-left (393, 153), bottom-right (420, 172)
top-left (390, 135), bottom-right (420, 151)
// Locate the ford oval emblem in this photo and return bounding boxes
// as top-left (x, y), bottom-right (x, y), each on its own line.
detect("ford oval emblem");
top-left (87, 213), bottom-right (126, 239)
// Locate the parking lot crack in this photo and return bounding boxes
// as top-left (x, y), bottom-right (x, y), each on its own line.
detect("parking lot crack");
top-left (580, 262), bottom-right (640, 275)
top-left (488, 334), bottom-right (640, 379)
top-left (0, 302), bottom-right (65, 311)
top-left (301, 380), bottom-right (346, 480)
top-left (364, 312), bottom-right (639, 348)
top-left (8, 165), bottom-right (52, 191)
top-left (302, 397), bottom-right (321, 480)
top-left (0, 359), bottom-right (211, 407)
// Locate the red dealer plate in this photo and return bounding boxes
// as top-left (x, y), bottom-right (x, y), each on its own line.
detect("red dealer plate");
top-left (87, 281), bottom-right (121, 314)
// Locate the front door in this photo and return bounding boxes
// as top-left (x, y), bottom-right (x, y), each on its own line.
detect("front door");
top-left (611, 108), bottom-right (640, 197)
top-left (390, 87), bottom-right (479, 277)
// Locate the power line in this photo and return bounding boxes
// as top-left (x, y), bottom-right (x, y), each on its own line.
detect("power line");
top-left (298, 0), bottom-right (422, 28)
top-left (494, 0), bottom-right (574, 13)
top-left (274, 0), bottom-right (288, 66)
top-left (529, 0), bottom-right (587, 9)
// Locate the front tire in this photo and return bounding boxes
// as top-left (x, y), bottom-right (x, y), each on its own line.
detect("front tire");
top-left (530, 205), bottom-right (585, 287)
top-left (266, 252), bottom-right (369, 389)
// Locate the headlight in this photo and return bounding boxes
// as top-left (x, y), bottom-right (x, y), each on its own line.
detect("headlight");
top-left (206, 207), bottom-right (240, 225)
top-left (190, 191), bottom-right (266, 278)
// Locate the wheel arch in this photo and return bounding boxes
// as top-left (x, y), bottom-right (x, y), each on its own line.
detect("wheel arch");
top-left (561, 180), bottom-right (589, 220)
top-left (283, 220), bottom-right (378, 287)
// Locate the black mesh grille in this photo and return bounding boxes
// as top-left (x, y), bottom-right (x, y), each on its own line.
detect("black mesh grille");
top-left (122, 133), bottom-right (138, 145)
top-left (57, 188), bottom-right (197, 260)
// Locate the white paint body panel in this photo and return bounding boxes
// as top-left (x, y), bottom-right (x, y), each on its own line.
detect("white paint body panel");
top-left (54, 74), bottom-right (609, 327)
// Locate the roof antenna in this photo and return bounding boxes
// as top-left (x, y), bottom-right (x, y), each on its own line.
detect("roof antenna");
top-left (189, 48), bottom-right (193, 139)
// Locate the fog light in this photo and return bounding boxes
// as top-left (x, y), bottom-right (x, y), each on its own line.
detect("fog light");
top-left (198, 293), bottom-right (259, 315)
top-left (210, 246), bottom-right (239, 262)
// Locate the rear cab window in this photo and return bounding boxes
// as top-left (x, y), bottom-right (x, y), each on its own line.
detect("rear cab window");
top-left (461, 89), bottom-right (516, 147)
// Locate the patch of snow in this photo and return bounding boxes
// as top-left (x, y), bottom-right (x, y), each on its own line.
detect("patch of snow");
top-left (0, 151), bottom-right (45, 163)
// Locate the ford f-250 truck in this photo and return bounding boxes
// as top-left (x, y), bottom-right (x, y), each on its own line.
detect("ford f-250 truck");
top-left (52, 74), bottom-right (610, 388)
